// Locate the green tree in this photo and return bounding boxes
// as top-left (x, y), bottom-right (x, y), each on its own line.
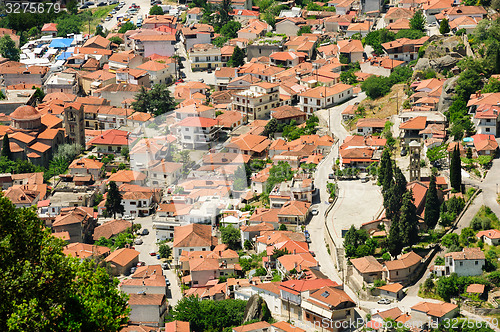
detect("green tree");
top-left (118, 22), bottom-right (137, 34)
top-left (383, 167), bottom-right (407, 221)
top-left (95, 25), bottom-right (106, 37)
top-left (131, 84), bottom-right (176, 116)
top-left (436, 274), bottom-right (458, 301)
top-left (388, 216), bottom-right (403, 256)
top-left (424, 175), bottom-right (440, 229)
top-left (278, 223), bottom-right (287, 231)
top-left (108, 36), bottom-right (123, 45)
top-left (340, 71), bottom-right (358, 85)
top-left (149, 5), bottom-right (164, 15)
top-left (1, 133), bottom-right (11, 160)
top-left (379, 149), bottom-right (393, 193)
top-left (297, 25), bottom-right (312, 36)
top-left (0, 35), bottom-right (20, 62)
top-left (0, 195), bottom-right (129, 330)
top-left (56, 18), bottom-right (81, 37)
top-left (439, 18), bottom-right (450, 35)
top-left (213, 0), bottom-right (233, 28)
top-left (483, 77), bottom-right (500, 93)
top-left (450, 145), bottom-right (462, 192)
top-left (410, 10), bottom-right (426, 32)
top-left (361, 76), bottom-right (392, 99)
top-left (221, 226), bottom-right (241, 250)
top-left (233, 165), bottom-right (248, 191)
top-left (228, 46), bottom-right (245, 67)
top-left (104, 181), bottom-right (124, 219)
top-left (158, 243), bottom-right (172, 259)
top-left (220, 20), bottom-right (242, 39)
top-left (28, 26), bottom-right (40, 37)
top-left (395, 29), bottom-right (425, 39)
top-left (263, 118), bottom-right (278, 137)
top-left (399, 190), bottom-right (419, 248)
top-left (67, 0), bottom-right (78, 14)
top-left (265, 161), bottom-right (293, 194)
top-left (244, 239), bottom-right (253, 250)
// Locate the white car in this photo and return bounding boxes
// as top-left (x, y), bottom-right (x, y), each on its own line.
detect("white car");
top-left (377, 298), bottom-right (391, 305)
top-left (311, 208), bottom-right (319, 215)
top-left (134, 238), bottom-right (143, 245)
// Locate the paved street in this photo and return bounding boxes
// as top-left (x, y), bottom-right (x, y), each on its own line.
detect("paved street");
top-left (177, 42), bottom-right (217, 85)
top-left (101, 0), bottom-right (152, 31)
top-left (130, 216), bottom-right (183, 306)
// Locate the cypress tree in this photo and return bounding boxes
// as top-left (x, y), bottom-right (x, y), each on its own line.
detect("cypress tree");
top-left (1, 133), bottom-right (11, 160)
top-left (424, 175), bottom-right (440, 229)
top-left (450, 145), bottom-right (462, 192)
top-left (104, 181), bottom-right (124, 219)
top-left (399, 190), bottom-right (419, 248)
top-left (379, 149), bottom-right (393, 192)
top-left (383, 167), bottom-right (407, 221)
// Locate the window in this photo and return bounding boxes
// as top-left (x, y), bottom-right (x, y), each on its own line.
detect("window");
top-left (304, 98), bottom-right (308, 104)
top-left (202, 248), bottom-right (206, 251)
top-left (131, 201), bottom-right (136, 205)
top-left (317, 100), bottom-right (320, 106)
top-left (475, 261), bottom-right (478, 265)
top-left (306, 313), bottom-right (310, 318)
top-left (486, 127), bottom-right (491, 132)
top-left (460, 262), bottom-right (463, 266)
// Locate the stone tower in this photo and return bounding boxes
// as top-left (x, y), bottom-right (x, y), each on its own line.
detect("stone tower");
top-left (63, 102), bottom-right (85, 147)
top-left (409, 140), bottom-right (421, 182)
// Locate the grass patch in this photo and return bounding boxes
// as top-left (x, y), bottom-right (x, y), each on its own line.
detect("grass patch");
top-left (471, 205), bottom-right (500, 231)
top-left (92, 4), bottom-right (117, 18)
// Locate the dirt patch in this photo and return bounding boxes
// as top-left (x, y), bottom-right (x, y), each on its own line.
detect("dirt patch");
top-left (347, 84), bottom-right (406, 130)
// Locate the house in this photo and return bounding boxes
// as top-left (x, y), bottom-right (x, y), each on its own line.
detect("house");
top-left (122, 191), bottom-right (153, 217)
top-left (230, 9), bottom-right (260, 23)
top-left (105, 248), bottom-right (140, 275)
top-left (346, 21), bottom-right (371, 37)
top-left (277, 253), bottom-right (318, 276)
top-left (216, 110), bottom-right (244, 129)
top-left (186, 7), bottom-right (203, 23)
top-left (108, 52), bottom-right (144, 72)
top-left (443, 247), bottom-right (485, 277)
top-left (449, 16), bottom-right (480, 34)
top-left (116, 68), bottom-right (150, 87)
top-left (274, 17), bottom-right (307, 36)
top-left (246, 36), bottom-right (285, 60)
top-left (176, 117), bottom-right (219, 149)
top-left (476, 229), bottom-right (500, 246)
top-left (302, 286), bottom-right (356, 331)
top-left (271, 105), bottom-right (307, 125)
top-left (384, 7), bottom-right (414, 25)
top-left (80, 70), bottom-right (116, 95)
top-left (298, 84), bottom-right (353, 115)
top-left (180, 24), bottom-right (214, 51)
top-left (237, 20), bottom-right (269, 41)
top-left (209, 0), bottom-right (252, 10)
top-left (108, 170), bottom-right (147, 186)
top-left (422, 0), bottom-right (453, 23)
top-left (63, 242), bottom-right (110, 260)
top-left (137, 60), bottom-right (174, 85)
top-left (377, 283), bottom-right (405, 300)
top-left (190, 45), bottom-right (223, 72)
top-left (94, 83), bottom-right (143, 107)
top-left (126, 30), bottom-right (176, 58)
top-left (279, 278), bottom-right (338, 320)
top-left (411, 301), bottom-right (458, 325)
top-left (128, 293), bottom-right (168, 328)
top-left (41, 23), bottom-right (58, 37)
top-left (44, 71), bottom-right (78, 94)
top-left (165, 321), bottom-right (191, 332)
top-left (83, 35), bottom-right (111, 49)
top-left (472, 107), bottom-right (500, 136)
top-left (173, 224), bottom-right (217, 264)
top-left (232, 82), bottom-right (280, 120)
top-left (69, 158), bottom-right (103, 180)
top-left (120, 269), bottom-right (167, 295)
top-left (93, 219), bottom-right (132, 241)
top-left (382, 37), bottom-right (429, 63)
top-left (147, 160), bottom-right (183, 187)
top-left (142, 14), bottom-right (177, 29)
top-left (270, 51), bottom-right (307, 68)
top-left (383, 251), bottom-right (422, 284)
top-left (436, 5), bottom-right (486, 21)
top-left (52, 207), bottom-right (96, 243)
top-left (387, 18), bottom-right (410, 33)
top-left (337, 39), bottom-right (364, 63)
top-left (232, 321), bottom-right (271, 332)
top-left (473, 134), bottom-right (498, 156)
top-left (87, 129), bottom-right (129, 154)
top-left (360, 57), bottom-right (405, 77)
top-left (466, 284), bottom-right (486, 297)
top-left (350, 255), bottom-right (384, 284)
top-left (399, 116), bottom-right (427, 145)
top-left (356, 118), bottom-right (387, 135)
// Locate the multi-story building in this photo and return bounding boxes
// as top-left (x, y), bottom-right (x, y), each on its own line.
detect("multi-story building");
top-left (190, 46), bottom-right (223, 72)
top-left (232, 82), bottom-right (280, 120)
top-left (176, 117), bottom-right (220, 149)
top-left (298, 84), bottom-right (353, 116)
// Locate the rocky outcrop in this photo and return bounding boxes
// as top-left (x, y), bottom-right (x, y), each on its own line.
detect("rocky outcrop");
top-left (437, 75), bottom-right (460, 114)
top-left (243, 294), bottom-right (272, 323)
top-left (415, 55), bottom-right (460, 72)
top-left (415, 58), bottom-right (430, 71)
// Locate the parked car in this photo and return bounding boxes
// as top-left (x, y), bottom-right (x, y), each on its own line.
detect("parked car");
top-left (165, 278), bottom-right (171, 286)
top-left (156, 254), bottom-right (161, 259)
top-left (137, 22), bottom-right (142, 27)
top-left (377, 298), bottom-right (391, 305)
top-left (161, 263), bottom-right (169, 270)
top-left (142, 229), bottom-right (149, 236)
top-left (97, 1), bottom-right (107, 6)
top-left (400, 148), bottom-right (407, 157)
top-left (134, 238), bottom-right (143, 245)
top-left (311, 208), bottom-right (319, 216)
top-left (105, 16), bottom-right (111, 21)
top-left (175, 79), bottom-right (184, 84)
top-left (361, 177), bottom-right (369, 183)
top-left (137, 261), bottom-right (146, 267)
top-left (130, 266), bottom-right (137, 274)
top-left (328, 173), bottom-right (334, 179)
top-left (80, 4), bottom-right (89, 9)
top-left (123, 215), bottom-right (134, 220)
top-left (149, 251), bottom-right (156, 256)
top-left (309, 251), bottom-right (315, 257)
top-left (198, 78), bottom-right (204, 83)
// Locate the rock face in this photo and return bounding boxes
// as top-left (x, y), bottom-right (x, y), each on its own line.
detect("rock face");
top-left (242, 294), bottom-right (271, 323)
top-left (438, 75), bottom-right (460, 114)
top-left (415, 58), bottom-right (430, 71)
top-left (430, 55), bottom-right (460, 71)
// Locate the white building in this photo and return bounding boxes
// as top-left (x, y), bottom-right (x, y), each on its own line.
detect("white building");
top-left (232, 82), bottom-right (280, 120)
top-left (442, 247), bottom-right (485, 277)
top-left (298, 84), bottom-right (353, 115)
top-left (122, 191), bottom-right (153, 217)
top-left (176, 116), bottom-right (220, 149)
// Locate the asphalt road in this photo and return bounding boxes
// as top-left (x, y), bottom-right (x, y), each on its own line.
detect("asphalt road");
top-left (100, 0), bottom-right (152, 31)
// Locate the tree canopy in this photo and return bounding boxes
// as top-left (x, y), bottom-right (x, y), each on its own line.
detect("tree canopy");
top-left (228, 46), bottom-right (245, 67)
top-left (0, 35), bottom-right (19, 62)
top-left (104, 181), bottom-right (124, 218)
top-left (0, 194), bottom-right (129, 330)
top-left (220, 226), bottom-right (241, 250)
top-left (410, 10), bottom-right (426, 32)
top-left (150, 5), bottom-right (164, 15)
top-left (132, 84), bottom-right (177, 116)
